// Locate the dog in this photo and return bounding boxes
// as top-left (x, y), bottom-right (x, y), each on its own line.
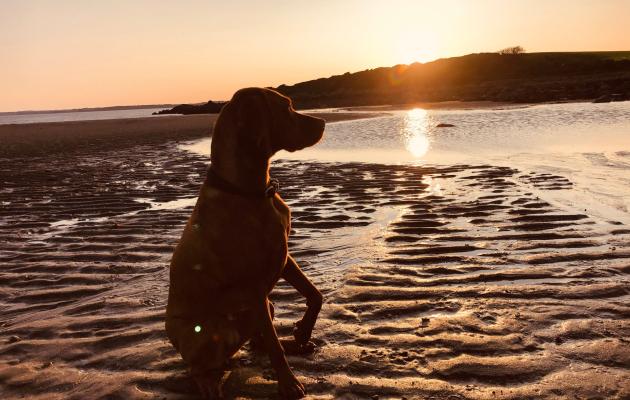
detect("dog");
top-left (166, 87), bottom-right (325, 399)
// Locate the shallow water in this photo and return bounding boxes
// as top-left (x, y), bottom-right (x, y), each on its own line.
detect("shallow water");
top-left (0, 107), bottom-right (168, 124)
top-left (183, 101), bottom-right (630, 223)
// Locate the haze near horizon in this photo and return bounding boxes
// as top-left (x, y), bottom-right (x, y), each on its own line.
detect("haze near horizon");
top-left (2, 0), bottom-right (630, 112)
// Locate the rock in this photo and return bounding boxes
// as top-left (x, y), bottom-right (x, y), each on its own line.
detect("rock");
top-left (611, 93), bottom-right (626, 102)
top-left (436, 123), bottom-right (455, 127)
top-left (593, 94), bottom-right (612, 103)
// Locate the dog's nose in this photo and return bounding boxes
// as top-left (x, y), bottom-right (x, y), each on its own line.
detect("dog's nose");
top-left (315, 117), bottom-right (326, 132)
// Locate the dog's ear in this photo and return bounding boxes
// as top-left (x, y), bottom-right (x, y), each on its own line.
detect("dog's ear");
top-left (234, 93), bottom-right (271, 157)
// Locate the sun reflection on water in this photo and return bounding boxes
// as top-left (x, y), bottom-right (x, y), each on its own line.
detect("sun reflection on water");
top-left (403, 108), bottom-right (431, 158)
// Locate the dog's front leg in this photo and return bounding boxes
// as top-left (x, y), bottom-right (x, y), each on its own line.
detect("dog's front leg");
top-left (255, 292), bottom-right (306, 399)
top-left (282, 256), bottom-right (323, 348)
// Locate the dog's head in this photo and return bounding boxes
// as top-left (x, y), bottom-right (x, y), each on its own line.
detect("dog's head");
top-left (212, 88), bottom-right (325, 162)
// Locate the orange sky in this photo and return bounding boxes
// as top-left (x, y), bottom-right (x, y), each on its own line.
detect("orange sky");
top-left (2, 0), bottom-right (629, 112)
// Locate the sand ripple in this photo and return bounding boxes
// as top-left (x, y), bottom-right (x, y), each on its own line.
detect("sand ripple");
top-left (0, 143), bottom-right (628, 399)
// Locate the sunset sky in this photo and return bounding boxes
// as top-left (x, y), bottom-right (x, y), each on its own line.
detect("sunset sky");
top-left (2, 0), bottom-right (629, 112)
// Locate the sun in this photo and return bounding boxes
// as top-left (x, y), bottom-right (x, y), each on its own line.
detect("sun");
top-left (402, 50), bottom-right (438, 64)
top-left (395, 33), bottom-right (440, 64)
top-left (399, 45), bottom-right (439, 64)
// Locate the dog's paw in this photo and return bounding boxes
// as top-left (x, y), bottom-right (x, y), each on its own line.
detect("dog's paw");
top-left (193, 373), bottom-right (224, 399)
top-left (280, 338), bottom-right (316, 355)
top-left (278, 370), bottom-right (305, 399)
top-left (292, 319), bottom-right (313, 345)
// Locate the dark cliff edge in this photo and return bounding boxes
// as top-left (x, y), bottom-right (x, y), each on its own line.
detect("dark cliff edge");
top-left (274, 51), bottom-right (630, 109)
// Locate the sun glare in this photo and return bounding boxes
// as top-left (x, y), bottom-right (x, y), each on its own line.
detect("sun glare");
top-left (402, 50), bottom-right (439, 64)
top-left (403, 108), bottom-right (431, 158)
top-left (395, 33), bottom-right (440, 64)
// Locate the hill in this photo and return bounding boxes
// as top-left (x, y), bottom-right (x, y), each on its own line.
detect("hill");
top-left (273, 51), bottom-right (630, 108)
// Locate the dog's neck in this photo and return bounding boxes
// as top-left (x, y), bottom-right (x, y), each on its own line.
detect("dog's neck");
top-left (210, 154), bottom-right (270, 196)
top-left (210, 110), bottom-right (274, 196)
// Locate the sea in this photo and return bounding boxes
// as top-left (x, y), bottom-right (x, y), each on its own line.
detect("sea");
top-left (0, 107), bottom-right (167, 125)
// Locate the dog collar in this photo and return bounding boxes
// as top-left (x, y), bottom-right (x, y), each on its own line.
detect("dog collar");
top-left (205, 167), bottom-right (279, 198)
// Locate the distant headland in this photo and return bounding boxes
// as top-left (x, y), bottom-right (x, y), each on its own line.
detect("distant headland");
top-left (152, 100), bottom-right (226, 115)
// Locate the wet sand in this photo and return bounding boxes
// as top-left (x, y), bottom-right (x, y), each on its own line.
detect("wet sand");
top-left (0, 118), bottom-right (628, 399)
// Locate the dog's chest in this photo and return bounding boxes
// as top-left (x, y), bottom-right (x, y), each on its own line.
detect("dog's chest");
top-left (190, 193), bottom-right (291, 285)
top-left (270, 195), bottom-right (290, 234)
top-left (260, 195), bottom-right (291, 284)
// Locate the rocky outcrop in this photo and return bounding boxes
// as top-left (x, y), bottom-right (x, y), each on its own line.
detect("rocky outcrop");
top-left (153, 100), bottom-right (226, 115)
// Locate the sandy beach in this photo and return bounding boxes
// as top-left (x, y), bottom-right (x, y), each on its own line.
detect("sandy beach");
top-left (0, 111), bottom-right (629, 399)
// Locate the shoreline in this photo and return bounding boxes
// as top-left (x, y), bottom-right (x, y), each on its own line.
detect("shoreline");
top-left (343, 98), bottom-right (630, 112)
top-left (344, 100), bottom-right (530, 111)
top-left (5, 97), bottom-right (627, 157)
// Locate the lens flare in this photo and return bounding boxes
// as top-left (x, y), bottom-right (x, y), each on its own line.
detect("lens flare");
top-left (387, 64), bottom-right (409, 86)
top-left (194, 325), bottom-right (202, 333)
